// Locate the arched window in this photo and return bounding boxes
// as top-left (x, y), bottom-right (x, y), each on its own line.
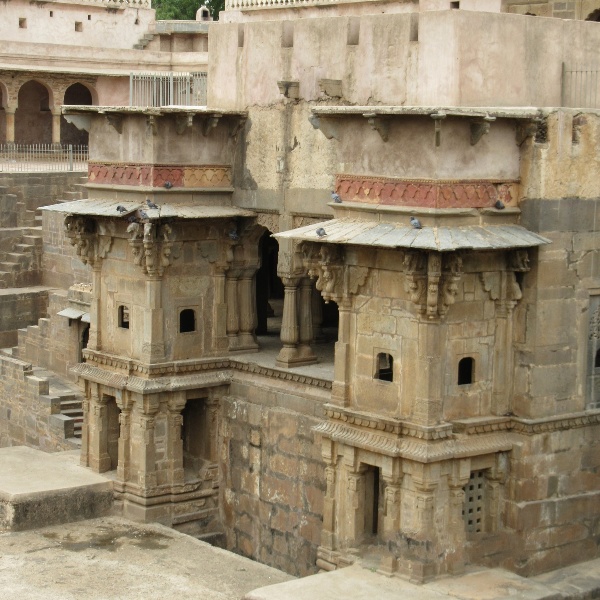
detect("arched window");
top-left (375, 353), bottom-right (393, 382)
top-left (180, 309), bottom-right (196, 333)
top-left (118, 305), bottom-right (130, 329)
top-left (458, 357), bottom-right (474, 385)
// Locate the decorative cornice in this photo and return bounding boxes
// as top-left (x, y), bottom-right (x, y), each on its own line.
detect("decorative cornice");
top-left (334, 175), bottom-right (518, 209)
top-left (88, 163), bottom-right (232, 189)
top-left (511, 411), bottom-right (600, 435)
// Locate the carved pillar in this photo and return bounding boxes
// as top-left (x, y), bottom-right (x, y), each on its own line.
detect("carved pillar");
top-left (4, 106), bottom-right (16, 144)
top-left (116, 406), bottom-right (132, 483)
top-left (142, 276), bottom-right (165, 363)
top-left (133, 397), bottom-right (160, 489)
top-left (237, 268), bottom-right (259, 352)
top-left (87, 265), bottom-right (102, 351)
top-left (321, 438), bottom-right (337, 549)
top-left (312, 285), bottom-right (325, 342)
top-left (331, 299), bottom-right (352, 407)
top-left (276, 276), bottom-right (301, 367)
top-left (167, 394), bottom-right (186, 486)
top-left (447, 483), bottom-right (467, 574)
top-left (382, 476), bottom-right (403, 538)
top-left (79, 384), bottom-right (90, 467)
top-left (297, 277), bottom-right (317, 364)
top-left (51, 108), bottom-right (61, 144)
top-left (88, 386), bottom-right (111, 473)
top-left (213, 266), bottom-right (229, 352)
top-left (226, 269), bottom-right (241, 350)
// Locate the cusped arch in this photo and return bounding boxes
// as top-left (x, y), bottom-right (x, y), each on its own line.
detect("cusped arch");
top-left (62, 81), bottom-right (98, 106)
top-left (0, 80), bottom-right (10, 109)
top-left (18, 79), bottom-right (54, 109)
top-left (586, 8), bottom-right (600, 21)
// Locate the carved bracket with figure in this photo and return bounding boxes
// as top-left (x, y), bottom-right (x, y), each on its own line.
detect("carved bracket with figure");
top-left (302, 243), bottom-right (369, 304)
top-left (404, 250), bottom-right (463, 319)
top-left (64, 216), bottom-right (113, 267)
top-left (480, 249), bottom-right (530, 315)
top-left (127, 221), bottom-right (178, 277)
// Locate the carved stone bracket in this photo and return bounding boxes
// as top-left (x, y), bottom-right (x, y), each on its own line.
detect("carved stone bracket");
top-left (146, 115), bottom-right (158, 136)
top-left (104, 113), bottom-right (123, 134)
top-left (277, 80), bottom-right (300, 99)
top-left (470, 116), bottom-right (495, 146)
top-left (229, 117), bottom-right (247, 140)
top-left (516, 121), bottom-right (539, 146)
top-left (175, 113), bottom-right (194, 135)
top-left (303, 243), bottom-right (369, 304)
top-left (431, 112), bottom-right (446, 147)
top-left (318, 79), bottom-right (342, 98)
top-left (202, 114), bottom-right (222, 136)
top-left (363, 113), bottom-right (389, 142)
top-left (64, 216), bottom-right (113, 267)
top-left (308, 114), bottom-right (340, 141)
top-left (404, 250), bottom-right (463, 319)
top-left (127, 221), bottom-right (177, 277)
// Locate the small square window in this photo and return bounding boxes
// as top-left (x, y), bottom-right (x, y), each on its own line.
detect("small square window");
top-left (450, 1), bottom-right (460, 8)
top-left (87, 14), bottom-right (91, 20)
top-left (118, 305), bottom-right (130, 329)
top-left (75, 21), bottom-right (82, 32)
top-left (49, 11), bottom-right (53, 17)
top-left (19, 18), bottom-right (27, 29)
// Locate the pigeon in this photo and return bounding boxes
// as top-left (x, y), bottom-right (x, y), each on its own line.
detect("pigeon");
top-left (116, 205), bottom-right (127, 214)
top-left (229, 229), bottom-right (240, 242)
top-left (494, 200), bottom-right (505, 210)
top-left (139, 209), bottom-right (150, 220)
top-left (410, 216), bottom-right (422, 229)
top-left (127, 215), bottom-right (138, 223)
top-left (331, 191), bottom-right (342, 203)
top-left (316, 227), bottom-right (327, 238)
top-left (146, 198), bottom-right (159, 209)
top-left (164, 181), bottom-right (173, 189)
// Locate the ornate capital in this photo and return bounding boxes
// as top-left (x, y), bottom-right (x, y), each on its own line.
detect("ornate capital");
top-left (127, 221), bottom-right (177, 277)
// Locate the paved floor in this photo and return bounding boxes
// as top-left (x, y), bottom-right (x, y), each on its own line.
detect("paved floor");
top-left (0, 516), bottom-right (293, 600)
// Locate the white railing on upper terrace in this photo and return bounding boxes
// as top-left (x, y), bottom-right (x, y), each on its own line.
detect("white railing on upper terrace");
top-left (130, 72), bottom-right (208, 107)
top-left (562, 63), bottom-right (600, 108)
top-left (0, 144), bottom-right (88, 173)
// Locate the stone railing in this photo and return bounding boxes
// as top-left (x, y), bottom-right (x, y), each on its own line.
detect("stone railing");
top-left (226, 0), bottom-right (353, 10)
top-left (52, 0), bottom-right (150, 9)
top-left (153, 21), bottom-right (210, 33)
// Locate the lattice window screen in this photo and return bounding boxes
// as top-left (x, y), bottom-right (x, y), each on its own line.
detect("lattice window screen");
top-left (462, 470), bottom-right (486, 533)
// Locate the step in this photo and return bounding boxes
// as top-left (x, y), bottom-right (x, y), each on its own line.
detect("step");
top-left (15, 244), bottom-right (34, 253)
top-left (6, 253), bottom-right (30, 266)
top-left (21, 235), bottom-right (42, 246)
top-left (0, 262), bottom-right (20, 272)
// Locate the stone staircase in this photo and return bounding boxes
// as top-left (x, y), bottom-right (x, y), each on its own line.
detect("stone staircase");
top-left (133, 32), bottom-right (155, 49)
top-left (0, 229), bottom-right (43, 289)
top-left (32, 366), bottom-right (84, 441)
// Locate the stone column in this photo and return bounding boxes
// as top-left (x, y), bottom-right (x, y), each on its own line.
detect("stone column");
top-left (132, 398), bottom-right (159, 490)
top-left (88, 387), bottom-right (111, 473)
top-left (276, 276), bottom-right (301, 367)
top-left (345, 471), bottom-right (365, 544)
top-left (4, 106), bottom-right (16, 144)
top-left (331, 299), bottom-right (352, 407)
top-left (87, 265), bottom-right (102, 351)
top-left (213, 267), bottom-right (229, 352)
top-left (381, 476), bottom-right (403, 537)
top-left (116, 406), bottom-right (132, 483)
top-left (51, 109), bottom-right (61, 144)
top-left (237, 268), bottom-right (259, 352)
top-left (167, 410), bottom-right (185, 486)
top-left (297, 277), bottom-right (317, 364)
top-left (321, 464), bottom-right (337, 548)
top-left (492, 292), bottom-right (515, 416)
top-left (226, 269), bottom-right (240, 350)
top-left (447, 483), bottom-right (467, 574)
top-left (80, 384), bottom-right (90, 467)
top-left (312, 285), bottom-right (325, 342)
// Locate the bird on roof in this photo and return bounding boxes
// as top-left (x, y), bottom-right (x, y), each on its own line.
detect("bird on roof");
top-left (494, 200), bottom-right (505, 210)
top-left (331, 191), bottom-right (342, 203)
top-left (127, 215), bottom-right (138, 223)
top-left (139, 209), bottom-right (150, 220)
top-left (164, 181), bottom-right (173, 189)
top-left (410, 216), bottom-right (422, 229)
top-left (146, 198), bottom-right (159, 210)
top-left (116, 205), bottom-right (128, 214)
top-left (316, 227), bottom-right (327, 238)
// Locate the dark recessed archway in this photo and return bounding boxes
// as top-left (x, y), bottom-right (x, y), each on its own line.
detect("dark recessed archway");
top-left (15, 80), bottom-right (52, 144)
top-left (61, 83), bottom-right (94, 145)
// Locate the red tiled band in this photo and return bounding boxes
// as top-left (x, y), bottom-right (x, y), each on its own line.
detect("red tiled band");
top-left (335, 175), bottom-right (516, 208)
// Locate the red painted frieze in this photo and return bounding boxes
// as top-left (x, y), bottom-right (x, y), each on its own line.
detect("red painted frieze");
top-left (88, 163), bottom-right (232, 189)
top-left (335, 175), bottom-right (517, 208)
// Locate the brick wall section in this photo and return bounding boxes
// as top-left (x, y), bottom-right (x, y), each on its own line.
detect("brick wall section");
top-left (221, 379), bottom-right (327, 577)
top-left (0, 353), bottom-right (76, 451)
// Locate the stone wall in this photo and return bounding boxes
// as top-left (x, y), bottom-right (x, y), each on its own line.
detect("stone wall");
top-left (0, 353), bottom-right (76, 451)
top-left (0, 288), bottom-right (49, 348)
top-left (220, 376), bottom-right (328, 577)
top-left (505, 0), bottom-right (600, 19)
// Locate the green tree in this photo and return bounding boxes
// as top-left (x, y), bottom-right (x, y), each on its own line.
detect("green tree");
top-left (154, 0), bottom-right (225, 20)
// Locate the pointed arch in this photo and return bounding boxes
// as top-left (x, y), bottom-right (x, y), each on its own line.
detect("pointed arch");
top-left (15, 80), bottom-right (53, 144)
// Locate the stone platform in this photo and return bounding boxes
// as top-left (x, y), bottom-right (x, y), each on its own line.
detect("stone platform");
top-left (0, 446), bottom-right (113, 531)
top-left (245, 561), bottom-right (600, 600)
